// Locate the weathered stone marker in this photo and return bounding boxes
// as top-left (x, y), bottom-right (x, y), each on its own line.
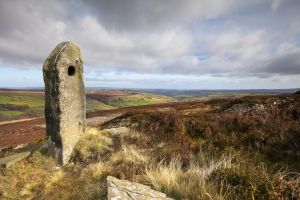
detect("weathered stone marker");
top-left (43, 41), bottom-right (86, 165)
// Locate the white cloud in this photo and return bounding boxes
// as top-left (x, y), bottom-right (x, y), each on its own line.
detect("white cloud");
top-left (0, 11), bottom-right (192, 71)
top-left (68, 17), bottom-right (192, 72)
top-left (0, 0), bottom-right (299, 89)
top-left (208, 30), bottom-right (268, 61)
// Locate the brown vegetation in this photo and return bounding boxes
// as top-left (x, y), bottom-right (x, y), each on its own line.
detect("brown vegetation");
top-left (1, 94), bottom-right (299, 199)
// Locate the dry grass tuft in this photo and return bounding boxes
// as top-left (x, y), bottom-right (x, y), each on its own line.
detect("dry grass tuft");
top-left (74, 128), bottom-right (113, 162)
top-left (110, 144), bottom-right (149, 165)
top-left (144, 156), bottom-right (233, 200)
top-left (82, 162), bottom-right (112, 182)
top-left (107, 144), bottom-right (150, 180)
top-left (45, 169), bottom-right (65, 189)
top-left (0, 151), bottom-right (56, 199)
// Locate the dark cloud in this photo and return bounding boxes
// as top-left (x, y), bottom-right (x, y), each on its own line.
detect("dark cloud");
top-left (71, 0), bottom-right (237, 31)
top-left (262, 52), bottom-right (300, 74)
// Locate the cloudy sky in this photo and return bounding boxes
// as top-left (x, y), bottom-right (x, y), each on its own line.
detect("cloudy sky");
top-left (0, 0), bottom-right (300, 89)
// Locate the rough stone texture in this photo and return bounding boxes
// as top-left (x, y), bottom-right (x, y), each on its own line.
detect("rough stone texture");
top-left (87, 114), bottom-right (121, 127)
top-left (0, 152), bottom-right (31, 168)
top-left (104, 127), bottom-right (130, 134)
top-left (107, 176), bottom-right (173, 200)
top-left (223, 102), bottom-right (265, 114)
top-left (43, 41), bottom-right (86, 165)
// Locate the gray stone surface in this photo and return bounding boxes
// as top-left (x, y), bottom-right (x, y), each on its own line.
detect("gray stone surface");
top-left (0, 152), bottom-right (31, 168)
top-left (87, 114), bottom-right (121, 127)
top-left (107, 176), bottom-right (173, 200)
top-left (43, 41), bottom-right (86, 165)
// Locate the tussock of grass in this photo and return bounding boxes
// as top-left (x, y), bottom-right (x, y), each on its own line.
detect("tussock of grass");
top-left (109, 145), bottom-right (150, 180)
top-left (119, 129), bottom-right (146, 143)
top-left (74, 128), bottom-right (113, 162)
top-left (42, 164), bottom-right (107, 200)
top-left (20, 182), bottom-right (41, 198)
top-left (144, 156), bottom-right (233, 200)
top-left (45, 170), bottom-right (65, 189)
top-left (0, 151), bottom-right (56, 199)
top-left (213, 162), bottom-right (300, 199)
top-left (110, 145), bottom-right (149, 165)
top-left (82, 162), bottom-right (112, 182)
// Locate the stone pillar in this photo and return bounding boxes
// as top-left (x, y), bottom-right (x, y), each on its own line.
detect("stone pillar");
top-left (43, 41), bottom-right (86, 165)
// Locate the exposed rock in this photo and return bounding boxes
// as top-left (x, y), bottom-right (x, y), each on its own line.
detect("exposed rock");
top-left (104, 127), bottom-right (130, 134)
top-left (223, 102), bottom-right (265, 114)
top-left (273, 99), bottom-right (286, 107)
top-left (43, 41), bottom-right (86, 165)
top-left (14, 143), bottom-right (29, 150)
top-left (87, 114), bottom-right (121, 127)
top-left (107, 176), bottom-right (173, 200)
top-left (0, 151), bottom-right (30, 168)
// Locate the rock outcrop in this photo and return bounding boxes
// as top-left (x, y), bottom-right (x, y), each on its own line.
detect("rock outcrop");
top-left (223, 102), bottom-right (265, 114)
top-left (0, 152), bottom-right (30, 168)
top-left (107, 176), bottom-right (173, 200)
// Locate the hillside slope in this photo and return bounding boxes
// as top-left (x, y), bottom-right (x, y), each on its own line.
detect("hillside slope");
top-left (0, 90), bottom-right (175, 121)
top-left (0, 93), bottom-right (299, 199)
top-left (86, 90), bottom-right (175, 107)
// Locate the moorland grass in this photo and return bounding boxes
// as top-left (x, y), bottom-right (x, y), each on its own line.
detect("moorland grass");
top-left (1, 124), bottom-right (299, 200)
top-left (1, 94), bottom-right (299, 199)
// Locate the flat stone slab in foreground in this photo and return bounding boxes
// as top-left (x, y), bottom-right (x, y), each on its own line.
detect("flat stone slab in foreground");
top-left (107, 176), bottom-right (173, 200)
top-left (0, 151), bottom-right (31, 168)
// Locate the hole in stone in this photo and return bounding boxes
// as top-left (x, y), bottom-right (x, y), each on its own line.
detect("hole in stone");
top-left (68, 66), bottom-right (76, 76)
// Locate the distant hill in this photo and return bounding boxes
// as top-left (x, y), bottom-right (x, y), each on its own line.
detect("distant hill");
top-left (1, 88), bottom-right (299, 117)
top-left (139, 88), bottom-right (300, 96)
top-left (0, 89), bottom-right (175, 122)
top-left (86, 90), bottom-right (175, 107)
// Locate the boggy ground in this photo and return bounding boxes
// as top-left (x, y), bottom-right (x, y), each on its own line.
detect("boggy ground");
top-left (0, 93), bottom-right (300, 199)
